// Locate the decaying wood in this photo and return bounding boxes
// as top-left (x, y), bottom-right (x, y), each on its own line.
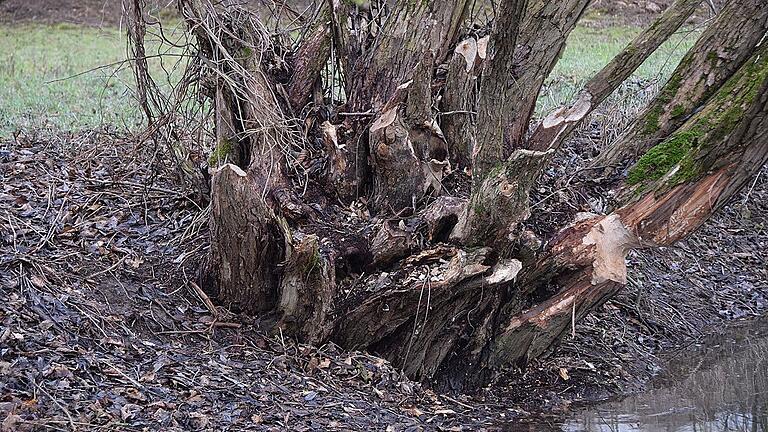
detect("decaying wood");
top-left (457, 149), bottom-right (553, 248)
top-left (278, 235), bottom-right (336, 344)
top-left (369, 54), bottom-right (450, 212)
top-left (149, 0), bottom-right (768, 391)
top-left (486, 47), bottom-right (768, 374)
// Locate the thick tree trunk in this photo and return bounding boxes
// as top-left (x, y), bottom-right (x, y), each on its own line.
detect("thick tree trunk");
top-left (594, 0), bottom-right (768, 172)
top-left (489, 44), bottom-right (768, 374)
top-left (158, 0), bottom-right (768, 392)
top-left (357, 0), bottom-right (471, 213)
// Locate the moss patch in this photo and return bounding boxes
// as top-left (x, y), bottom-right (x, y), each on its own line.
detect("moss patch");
top-left (670, 104), bottom-right (686, 118)
top-left (627, 128), bottom-right (701, 185)
top-left (641, 72), bottom-right (684, 136)
top-left (208, 139), bottom-right (234, 166)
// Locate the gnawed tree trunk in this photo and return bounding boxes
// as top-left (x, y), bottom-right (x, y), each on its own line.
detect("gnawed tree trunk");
top-left (497, 50), bottom-right (768, 370)
top-left (141, 0), bottom-right (768, 391)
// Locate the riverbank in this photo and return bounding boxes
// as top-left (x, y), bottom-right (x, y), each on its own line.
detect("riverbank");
top-left (1, 2), bottom-right (766, 430)
top-left (1, 125), bottom-right (765, 430)
top-left (561, 315), bottom-right (768, 431)
top-left (483, 137), bottom-right (768, 413)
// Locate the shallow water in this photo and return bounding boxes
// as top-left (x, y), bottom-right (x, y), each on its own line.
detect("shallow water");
top-left (560, 319), bottom-right (768, 432)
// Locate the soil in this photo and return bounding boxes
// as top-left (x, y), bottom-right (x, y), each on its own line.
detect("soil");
top-left (2, 118), bottom-right (766, 431)
top-left (1, 1), bottom-right (766, 431)
top-left (0, 130), bottom-right (489, 431)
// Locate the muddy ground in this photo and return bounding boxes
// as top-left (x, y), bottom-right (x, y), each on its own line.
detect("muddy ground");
top-left (1, 122), bottom-right (765, 431)
top-left (1, 1), bottom-right (767, 431)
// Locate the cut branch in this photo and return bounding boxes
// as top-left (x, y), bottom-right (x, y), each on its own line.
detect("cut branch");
top-left (485, 48), bottom-right (768, 374)
top-left (527, 0), bottom-right (703, 152)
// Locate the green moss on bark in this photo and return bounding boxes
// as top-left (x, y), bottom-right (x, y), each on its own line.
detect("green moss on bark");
top-left (642, 72), bottom-right (683, 135)
top-left (627, 128), bottom-right (701, 185)
top-left (208, 139), bottom-right (234, 166)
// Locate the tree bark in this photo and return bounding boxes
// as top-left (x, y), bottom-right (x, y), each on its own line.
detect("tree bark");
top-left (594, 0), bottom-right (768, 171)
top-left (288, 3), bottom-right (332, 113)
top-left (359, 0), bottom-right (472, 213)
top-left (527, 0), bottom-right (702, 152)
top-left (489, 44), bottom-right (768, 374)
top-left (157, 0), bottom-right (768, 392)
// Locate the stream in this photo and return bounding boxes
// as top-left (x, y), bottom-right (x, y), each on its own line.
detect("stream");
top-left (567, 318), bottom-right (768, 432)
top-left (515, 317), bottom-right (768, 431)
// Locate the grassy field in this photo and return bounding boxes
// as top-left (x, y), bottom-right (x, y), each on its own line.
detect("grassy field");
top-left (540, 25), bottom-right (699, 114)
top-left (0, 23), bottom-right (699, 136)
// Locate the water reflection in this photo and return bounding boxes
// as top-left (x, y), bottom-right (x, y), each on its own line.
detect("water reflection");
top-left (563, 323), bottom-right (768, 432)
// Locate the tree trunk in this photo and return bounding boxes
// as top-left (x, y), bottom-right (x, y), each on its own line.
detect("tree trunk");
top-left (594, 0), bottom-right (768, 172)
top-left (149, 0), bottom-right (768, 391)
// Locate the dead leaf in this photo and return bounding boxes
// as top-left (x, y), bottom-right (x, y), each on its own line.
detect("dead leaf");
top-left (121, 403), bottom-right (142, 421)
top-left (1, 414), bottom-right (21, 432)
top-left (401, 406), bottom-right (424, 417)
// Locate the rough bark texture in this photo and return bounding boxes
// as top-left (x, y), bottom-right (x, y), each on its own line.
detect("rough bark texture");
top-left (489, 45), bottom-right (768, 375)
top-left (360, 0), bottom-right (470, 213)
top-left (327, 0), bottom-right (471, 208)
top-left (368, 54), bottom-right (449, 213)
top-left (465, 0), bottom-right (591, 246)
top-left (595, 0), bottom-right (768, 170)
top-left (288, 4), bottom-right (332, 112)
top-left (471, 0), bottom-right (529, 180)
top-left (472, 0), bottom-right (592, 180)
top-left (166, 0), bottom-right (768, 392)
top-left (440, 36), bottom-right (484, 169)
top-left (277, 235), bottom-right (336, 344)
top-left (348, 0), bottom-right (471, 112)
top-left (209, 164), bottom-right (285, 313)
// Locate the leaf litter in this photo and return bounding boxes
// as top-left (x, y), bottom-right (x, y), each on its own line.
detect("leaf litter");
top-left (0, 129), bottom-right (498, 431)
top-left (1, 119), bottom-right (766, 431)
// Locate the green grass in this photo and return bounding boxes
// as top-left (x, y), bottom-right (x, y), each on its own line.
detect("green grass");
top-left (538, 25), bottom-right (700, 115)
top-left (0, 23), bottom-right (699, 136)
top-left (0, 25), bottom-right (137, 134)
top-left (0, 23), bottom-right (187, 136)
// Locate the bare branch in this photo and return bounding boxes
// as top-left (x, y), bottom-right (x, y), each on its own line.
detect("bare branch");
top-left (527, 0), bottom-right (703, 152)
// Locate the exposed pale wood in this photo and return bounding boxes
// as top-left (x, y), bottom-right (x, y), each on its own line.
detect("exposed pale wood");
top-left (179, 0), bottom-right (768, 392)
top-left (527, 0), bottom-right (702, 152)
